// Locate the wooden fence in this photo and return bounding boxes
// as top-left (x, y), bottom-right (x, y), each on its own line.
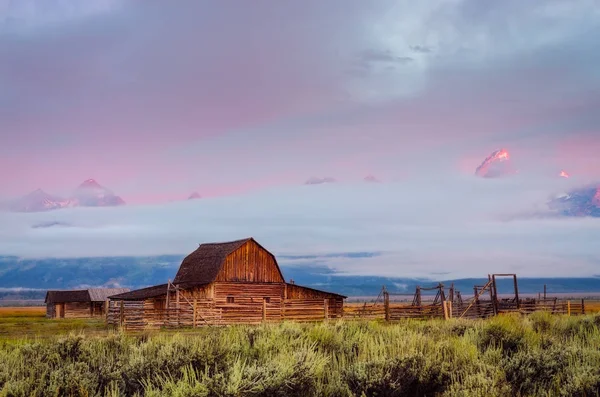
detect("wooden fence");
top-left (108, 298), bottom-right (340, 331)
top-left (108, 298), bottom-right (588, 330)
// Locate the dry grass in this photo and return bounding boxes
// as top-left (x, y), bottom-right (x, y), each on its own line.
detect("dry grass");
top-left (0, 307), bottom-right (107, 340)
top-left (0, 306), bottom-right (45, 317)
top-left (586, 301), bottom-right (600, 313)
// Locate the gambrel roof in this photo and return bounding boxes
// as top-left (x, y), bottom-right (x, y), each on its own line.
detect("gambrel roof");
top-left (173, 237), bottom-right (284, 286)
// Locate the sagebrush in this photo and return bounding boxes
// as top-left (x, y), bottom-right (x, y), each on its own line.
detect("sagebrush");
top-left (0, 313), bottom-right (599, 396)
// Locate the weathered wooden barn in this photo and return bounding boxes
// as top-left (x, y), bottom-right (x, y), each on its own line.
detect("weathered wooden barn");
top-left (45, 288), bottom-right (129, 319)
top-left (108, 238), bottom-right (345, 329)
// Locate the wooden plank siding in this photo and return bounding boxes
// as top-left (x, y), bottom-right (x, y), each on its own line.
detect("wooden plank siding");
top-left (215, 240), bottom-right (283, 283)
top-left (63, 302), bottom-right (92, 318)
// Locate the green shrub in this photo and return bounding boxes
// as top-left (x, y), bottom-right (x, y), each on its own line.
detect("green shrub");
top-left (479, 315), bottom-right (526, 355)
top-left (1, 315), bottom-right (600, 396)
top-left (343, 354), bottom-right (449, 396)
top-left (503, 346), bottom-right (569, 395)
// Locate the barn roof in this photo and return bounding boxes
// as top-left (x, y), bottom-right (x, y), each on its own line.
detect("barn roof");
top-left (45, 289), bottom-right (90, 303)
top-left (45, 288), bottom-right (130, 303)
top-left (173, 237), bottom-right (284, 286)
top-left (88, 288), bottom-right (129, 301)
top-left (108, 284), bottom-right (169, 301)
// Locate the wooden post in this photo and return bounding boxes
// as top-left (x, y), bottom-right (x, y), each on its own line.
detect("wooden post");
top-left (193, 298), bottom-right (197, 328)
top-left (176, 287), bottom-right (180, 326)
top-left (474, 286), bottom-right (481, 318)
top-left (448, 301), bottom-right (453, 319)
top-left (324, 299), bottom-right (329, 321)
top-left (581, 299), bottom-right (585, 315)
top-left (513, 274), bottom-right (520, 309)
top-left (543, 284), bottom-right (547, 299)
top-left (165, 280), bottom-right (170, 327)
top-left (567, 300), bottom-right (571, 316)
top-left (488, 275), bottom-right (496, 315)
top-left (105, 299), bottom-right (109, 323)
top-left (491, 275), bottom-right (499, 314)
top-left (263, 298), bottom-right (267, 322)
top-left (384, 290), bottom-right (390, 321)
top-left (442, 301), bottom-right (449, 320)
top-left (119, 300), bottom-right (124, 329)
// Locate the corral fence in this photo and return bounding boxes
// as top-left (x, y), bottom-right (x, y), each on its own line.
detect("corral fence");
top-left (342, 297), bottom-right (587, 322)
top-left (107, 298), bottom-right (342, 331)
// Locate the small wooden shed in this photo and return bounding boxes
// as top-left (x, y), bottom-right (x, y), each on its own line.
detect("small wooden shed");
top-left (45, 288), bottom-right (129, 319)
top-left (108, 238), bottom-right (345, 329)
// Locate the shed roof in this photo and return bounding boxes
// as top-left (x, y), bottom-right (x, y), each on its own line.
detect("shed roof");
top-left (173, 237), bottom-right (256, 285)
top-left (108, 284), bottom-right (169, 301)
top-left (45, 288), bottom-right (131, 303)
top-left (45, 290), bottom-right (90, 304)
top-left (88, 288), bottom-right (129, 301)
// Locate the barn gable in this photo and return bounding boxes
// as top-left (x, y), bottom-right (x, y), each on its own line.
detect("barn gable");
top-left (173, 237), bottom-right (284, 285)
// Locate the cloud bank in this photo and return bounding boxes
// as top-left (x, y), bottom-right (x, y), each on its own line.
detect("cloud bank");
top-left (1, 174), bottom-right (599, 279)
top-left (1, 1), bottom-right (599, 203)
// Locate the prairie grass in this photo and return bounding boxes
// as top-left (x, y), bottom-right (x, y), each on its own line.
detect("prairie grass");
top-left (0, 313), bottom-right (599, 396)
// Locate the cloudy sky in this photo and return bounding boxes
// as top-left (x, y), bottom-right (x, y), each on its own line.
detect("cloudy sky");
top-left (1, 1), bottom-right (600, 278)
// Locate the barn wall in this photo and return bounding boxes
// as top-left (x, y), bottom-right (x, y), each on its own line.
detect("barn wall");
top-left (46, 303), bottom-right (55, 318)
top-left (213, 282), bottom-right (284, 323)
top-left (216, 240), bottom-right (283, 283)
top-left (286, 284), bottom-right (340, 299)
top-left (285, 284), bottom-right (344, 319)
top-left (64, 302), bottom-right (92, 318)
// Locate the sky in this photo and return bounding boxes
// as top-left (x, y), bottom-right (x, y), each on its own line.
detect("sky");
top-left (1, 1), bottom-right (600, 279)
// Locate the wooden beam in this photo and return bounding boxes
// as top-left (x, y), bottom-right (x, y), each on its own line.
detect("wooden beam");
top-left (119, 300), bottom-right (124, 328)
top-left (458, 279), bottom-right (492, 319)
top-left (384, 290), bottom-right (390, 322)
top-left (513, 274), bottom-right (520, 309)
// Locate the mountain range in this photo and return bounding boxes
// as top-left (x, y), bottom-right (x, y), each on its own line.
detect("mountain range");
top-left (475, 149), bottom-right (600, 217)
top-left (0, 255), bottom-right (598, 299)
top-left (8, 179), bottom-right (125, 213)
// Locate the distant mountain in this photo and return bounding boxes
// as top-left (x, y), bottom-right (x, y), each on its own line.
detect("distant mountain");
top-left (559, 170), bottom-right (570, 178)
top-left (188, 192), bottom-right (201, 200)
top-left (475, 149), bottom-right (517, 178)
top-left (9, 189), bottom-right (74, 212)
top-left (0, 255), bottom-right (599, 297)
top-left (364, 175), bottom-right (380, 183)
top-left (71, 179), bottom-right (125, 207)
top-left (305, 177), bottom-right (336, 185)
top-left (9, 179), bottom-right (125, 213)
top-left (548, 184), bottom-right (600, 217)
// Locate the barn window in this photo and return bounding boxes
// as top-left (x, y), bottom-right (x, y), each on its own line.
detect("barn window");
top-left (264, 297), bottom-right (270, 303)
top-left (227, 296), bottom-right (235, 303)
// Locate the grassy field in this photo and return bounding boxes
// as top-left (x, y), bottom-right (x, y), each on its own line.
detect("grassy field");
top-left (0, 310), bottom-right (599, 396)
top-left (0, 306), bottom-right (107, 340)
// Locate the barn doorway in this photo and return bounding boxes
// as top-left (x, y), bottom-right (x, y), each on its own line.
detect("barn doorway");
top-left (56, 303), bottom-right (65, 318)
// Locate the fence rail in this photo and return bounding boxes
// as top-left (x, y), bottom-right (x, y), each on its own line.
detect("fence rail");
top-left (107, 298), bottom-right (341, 330)
top-left (108, 297), bottom-right (588, 330)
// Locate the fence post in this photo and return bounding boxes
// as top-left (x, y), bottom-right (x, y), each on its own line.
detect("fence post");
top-left (448, 301), bottom-right (453, 319)
top-left (384, 291), bottom-right (390, 322)
top-left (474, 286), bottom-right (481, 318)
top-left (176, 287), bottom-right (180, 327)
top-left (581, 299), bottom-right (585, 315)
top-left (324, 299), bottom-right (329, 321)
top-left (567, 300), bottom-right (571, 316)
top-left (193, 298), bottom-right (197, 327)
top-left (105, 299), bottom-right (109, 323)
top-left (443, 301), bottom-right (449, 320)
top-left (119, 300), bottom-right (124, 329)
